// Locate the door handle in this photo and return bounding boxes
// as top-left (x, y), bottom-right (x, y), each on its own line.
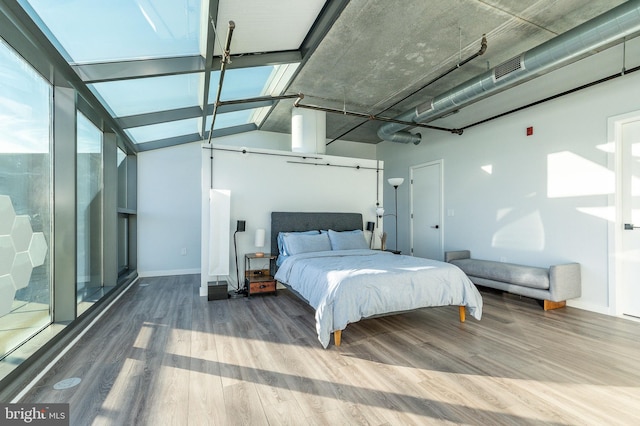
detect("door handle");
top-left (431, 225), bottom-right (439, 229)
top-left (624, 223), bottom-right (640, 230)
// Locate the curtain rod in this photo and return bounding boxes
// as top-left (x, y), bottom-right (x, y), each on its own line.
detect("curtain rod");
top-left (203, 146), bottom-right (380, 170)
top-left (286, 160), bottom-right (380, 171)
top-left (203, 145), bottom-right (323, 160)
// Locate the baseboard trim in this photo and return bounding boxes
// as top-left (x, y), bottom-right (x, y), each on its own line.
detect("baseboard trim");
top-left (566, 299), bottom-right (610, 315)
top-left (138, 268), bottom-right (200, 278)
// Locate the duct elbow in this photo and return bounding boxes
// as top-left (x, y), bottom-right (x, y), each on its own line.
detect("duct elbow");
top-left (377, 126), bottom-right (421, 144)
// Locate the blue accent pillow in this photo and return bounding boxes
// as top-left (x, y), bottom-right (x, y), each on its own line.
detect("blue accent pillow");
top-left (327, 229), bottom-right (369, 250)
top-left (282, 232), bottom-right (332, 256)
top-left (276, 230), bottom-right (319, 266)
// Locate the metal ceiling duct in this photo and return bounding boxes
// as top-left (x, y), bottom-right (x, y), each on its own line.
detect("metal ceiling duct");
top-left (378, 0), bottom-right (640, 145)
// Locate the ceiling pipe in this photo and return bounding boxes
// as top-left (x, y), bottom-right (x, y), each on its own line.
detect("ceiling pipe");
top-left (327, 34), bottom-right (486, 145)
top-left (293, 94), bottom-right (462, 134)
top-left (207, 20), bottom-right (235, 144)
top-left (378, 0), bottom-right (640, 145)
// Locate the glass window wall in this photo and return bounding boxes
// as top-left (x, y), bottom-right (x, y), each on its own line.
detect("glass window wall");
top-left (0, 39), bottom-right (52, 360)
top-left (117, 147), bottom-right (132, 276)
top-left (76, 113), bottom-right (103, 314)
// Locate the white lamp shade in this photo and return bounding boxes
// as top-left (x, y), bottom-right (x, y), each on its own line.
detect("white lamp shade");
top-left (387, 177), bottom-right (404, 187)
top-left (254, 228), bottom-right (266, 248)
top-left (208, 189), bottom-right (230, 276)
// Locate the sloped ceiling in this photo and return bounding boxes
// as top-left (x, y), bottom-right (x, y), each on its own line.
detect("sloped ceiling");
top-left (10, 0), bottom-right (636, 150)
top-left (261, 0), bottom-right (632, 144)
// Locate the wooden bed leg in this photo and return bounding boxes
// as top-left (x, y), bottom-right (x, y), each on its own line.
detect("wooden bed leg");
top-left (544, 300), bottom-right (566, 310)
top-left (459, 306), bottom-right (466, 323)
top-left (334, 330), bottom-right (342, 346)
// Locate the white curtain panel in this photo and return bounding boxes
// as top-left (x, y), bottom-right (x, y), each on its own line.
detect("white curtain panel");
top-left (208, 189), bottom-right (230, 276)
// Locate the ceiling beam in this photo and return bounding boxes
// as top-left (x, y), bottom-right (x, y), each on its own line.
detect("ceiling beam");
top-left (117, 99), bottom-right (277, 129)
top-left (135, 133), bottom-right (203, 152)
top-left (117, 106), bottom-right (203, 129)
top-left (223, 50), bottom-right (301, 68)
top-left (300, 0), bottom-right (351, 59)
top-left (136, 123), bottom-right (258, 151)
top-left (205, 123), bottom-right (258, 140)
top-left (72, 56), bottom-right (205, 84)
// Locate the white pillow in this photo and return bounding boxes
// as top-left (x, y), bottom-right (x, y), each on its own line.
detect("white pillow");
top-left (327, 229), bottom-right (369, 250)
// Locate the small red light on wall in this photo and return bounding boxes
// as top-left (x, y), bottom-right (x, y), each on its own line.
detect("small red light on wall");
top-left (526, 126), bottom-right (533, 136)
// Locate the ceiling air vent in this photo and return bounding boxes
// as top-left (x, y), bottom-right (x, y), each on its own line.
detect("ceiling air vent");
top-left (494, 54), bottom-right (525, 81)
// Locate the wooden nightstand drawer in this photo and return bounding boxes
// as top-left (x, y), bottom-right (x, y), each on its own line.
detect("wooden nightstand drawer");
top-left (248, 280), bottom-right (276, 295)
top-left (244, 253), bottom-right (278, 297)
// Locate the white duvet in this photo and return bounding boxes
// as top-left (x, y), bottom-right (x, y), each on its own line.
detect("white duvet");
top-left (274, 249), bottom-right (483, 348)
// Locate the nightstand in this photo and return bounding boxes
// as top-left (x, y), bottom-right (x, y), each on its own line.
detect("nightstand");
top-left (245, 253), bottom-right (277, 297)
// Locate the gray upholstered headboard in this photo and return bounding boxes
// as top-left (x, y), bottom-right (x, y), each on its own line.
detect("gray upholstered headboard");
top-left (270, 212), bottom-right (364, 257)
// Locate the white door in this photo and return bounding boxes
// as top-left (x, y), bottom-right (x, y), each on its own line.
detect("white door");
top-left (620, 118), bottom-right (640, 318)
top-left (410, 161), bottom-right (443, 260)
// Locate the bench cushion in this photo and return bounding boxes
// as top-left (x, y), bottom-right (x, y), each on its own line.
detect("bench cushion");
top-left (450, 258), bottom-right (550, 290)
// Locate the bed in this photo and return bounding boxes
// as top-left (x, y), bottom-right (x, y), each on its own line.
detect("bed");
top-left (271, 212), bottom-right (483, 348)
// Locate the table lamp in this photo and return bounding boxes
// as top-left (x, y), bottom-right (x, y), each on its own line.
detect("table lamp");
top-left (254, 228), bottom-right (265, 257)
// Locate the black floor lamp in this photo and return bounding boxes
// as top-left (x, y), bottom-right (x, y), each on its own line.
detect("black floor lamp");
top-left (387, 178), bottom-right (404, 251)
top-left (230, 219), bottom-right (246, 298)
top-left (366, 221), bottom-right (375, 248)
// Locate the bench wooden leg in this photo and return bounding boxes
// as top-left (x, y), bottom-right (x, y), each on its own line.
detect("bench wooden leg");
top-left (334, 330), bottom-right (342, 346)
top-left (544, 300), bottom-right (566, 310)
top-left (459, 305), bottom-right (466, 322)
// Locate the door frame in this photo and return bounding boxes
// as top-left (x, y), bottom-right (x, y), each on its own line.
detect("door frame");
top-left (608, 110), bottom-right (640, 316)
top-left (409, 160), bottom-right (444, 259)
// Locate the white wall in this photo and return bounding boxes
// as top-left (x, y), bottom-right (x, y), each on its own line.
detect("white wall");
top-left (137, 142), bottom-right (202, 277)
top-left (200, 144), bottom-right (383, 294)
top-left (378, 50), bottom-right (640, 314)
top-left (137, 129), bottom-right (378, 282)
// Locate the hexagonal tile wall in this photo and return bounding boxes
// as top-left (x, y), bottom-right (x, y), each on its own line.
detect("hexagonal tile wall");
top-left (11, 252), bottom-right (33, 290)
top-left (0, 195), bottom-right (16, 235)
top-left (29, 232), bottom-right (48, 267)
top-left (0, 195), bottom-right (48, 318)
top-left (0, 275), bottom-right (16, 317)
top-left (11, 215), bottom-right (33, 252)
top-left (0, 235), bottom-right (16, 276)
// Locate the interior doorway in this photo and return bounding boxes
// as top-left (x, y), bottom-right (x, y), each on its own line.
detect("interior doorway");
top-left (610, 111), bottom-right (640, 318)
top-left (410, 160), bottom-right (443, 260)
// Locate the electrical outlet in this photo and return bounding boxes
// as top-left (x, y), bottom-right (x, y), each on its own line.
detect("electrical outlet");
top-left (447, 209), bottom-right (455, 217)
top-left (180, 248), bottom-right (187, 256)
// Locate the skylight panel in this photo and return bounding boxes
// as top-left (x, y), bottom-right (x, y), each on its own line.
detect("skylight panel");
top-left (125, 117), bottom-right (200, 144)
top-left (89, 74), bottom-right (201, 117)
top-left (23, 0), bottom-right (201, 63)
top-left (209, 66), bottom-right (276, 101)
top-left (208, 110), bottom-right (254, 131)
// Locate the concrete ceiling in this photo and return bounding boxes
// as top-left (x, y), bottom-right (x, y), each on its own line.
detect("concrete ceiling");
top-left (260, 0), bottom-right (630, 144)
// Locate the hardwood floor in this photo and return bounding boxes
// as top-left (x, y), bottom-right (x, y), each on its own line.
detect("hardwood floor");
top-left (18, 274), bottom-right (640, 425)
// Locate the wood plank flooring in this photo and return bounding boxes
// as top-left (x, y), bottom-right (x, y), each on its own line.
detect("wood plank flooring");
top-left (18, 274), bottom-right (640, 425)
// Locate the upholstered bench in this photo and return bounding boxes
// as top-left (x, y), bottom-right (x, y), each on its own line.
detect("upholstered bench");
top-left (445, 250), bottom-right (581, 310)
